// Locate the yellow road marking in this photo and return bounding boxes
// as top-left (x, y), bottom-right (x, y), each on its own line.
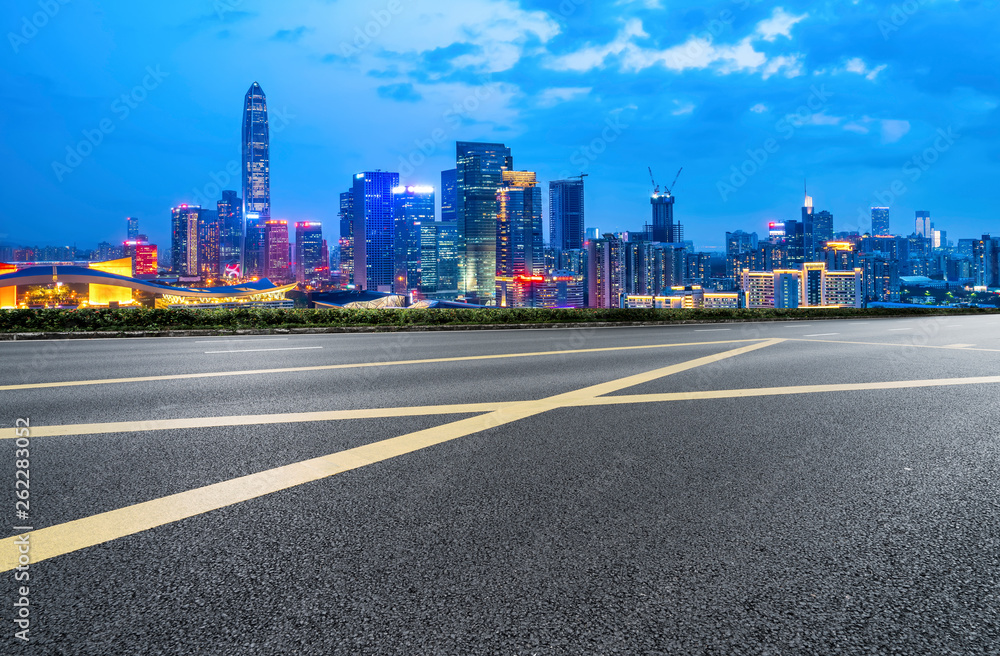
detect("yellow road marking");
top-left (575, 375), bottom-right (1000, 405)
top-left (0, 339), bottom-right (782, 571)
top-left (791, 338), bottom-right (1000, 352)
top-left (0, 339), bottom-right (765, 392)
top-left (0, 403), bottom-right (517, 440)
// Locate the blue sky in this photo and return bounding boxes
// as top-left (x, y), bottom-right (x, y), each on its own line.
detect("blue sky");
top-left (1, 0), bottom-right (998, 251)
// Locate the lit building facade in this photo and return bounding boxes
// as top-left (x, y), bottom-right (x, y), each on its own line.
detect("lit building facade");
top-left (242, 82), bottom-right (270, 222)
top-left (741, 263), bottom-right (862, 308)
top-left (510, 271), bottom-right (585, 309)
top-left (496, 171), bottom-right (543, 307)
top-left (127, 217), bottom-right (140, 240)
top-left (393, 185), bottom-right (434, 294)
top-left (218, 190), bottom-right (243, 274)
top-left (123, 240), bottom-right (158, 278)
top-left (352, 171), bottom-right (399, 291)
top-left (549, 178), bottom-right (585, 252)
top-left (339, 191), bottom-right (354, 286)
top-left (871, 207), bottom-right (890, 236)
top-left (170, 205), bottom-right (200, 276)
top-left (586, 234), bottom-right (625, 308)
top-left (456, 141), bottom-right (512, 303)
top-left (198, 209), bottom-right (221, 279)
top-left (441, 169), bottom-right (457, 223)
top-left (264, 219), bottom-right (290, 281)
top-left (623, 287), bottom-right (739, 309)
top-left (294, 221), bottom-right (324, 284)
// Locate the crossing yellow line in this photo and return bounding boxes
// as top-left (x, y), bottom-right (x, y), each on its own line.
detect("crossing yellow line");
top-left (0, 403), bottom-right (517, 440)
top-left (574, 375), bottom-right (1000, 405)
top-left (0, 339), bottom-right (765, 392)
top-left (0, 339), bottom-right (783, 571)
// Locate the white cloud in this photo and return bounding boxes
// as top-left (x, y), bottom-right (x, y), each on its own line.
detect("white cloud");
top-left (843, 57), bottom-right (888, 81)
top-left (536, 87), bottom-right (592, 107)
top-left (546, 8), bottom-right (807, 79)
top-left (756, 7), bottom-right (809, 42)
top-left (750, 103), bottom-right (768, 113)
top-left (672, 101), bottom-right (695, 115)
top-left (881, 119), bottom-right (911, 143)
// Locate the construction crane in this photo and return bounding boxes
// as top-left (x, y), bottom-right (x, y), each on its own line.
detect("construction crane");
top-left (665, 167), bottom-right (683, 196)
top-left (570, 173), bottom-right (589, 183)
top-left (648, 167), bottom-right (659, 195)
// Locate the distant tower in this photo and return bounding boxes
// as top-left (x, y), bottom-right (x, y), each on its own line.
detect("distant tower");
top-left (550, 178), bottom-right (586, 251)
top-left (456, 141), bottom-right (512, 303)
top-left (242, 82), bottom-right (270, 273)
top-left (126, 217), bottom-right (140, 240)
top-left (915, 211), bottom-right (932, 238)
top-left (352, 171), bottom-right (400, 291)
top-left (871, 207), bottom-right (890, 236)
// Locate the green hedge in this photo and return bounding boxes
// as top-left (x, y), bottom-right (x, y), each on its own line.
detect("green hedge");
top-left (0, 306), bottom-right (996, 334)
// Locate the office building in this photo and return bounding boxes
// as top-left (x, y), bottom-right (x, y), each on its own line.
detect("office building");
top-left (871, 207), bottom-right (890, 236)
top-left (436, 221), bottom-right (460, 293)
top-left (623, 287), bottom-right (739, 309)
top-left (393, 185), bottom-right (434, 294)
top-left (496, 171), bottom-right (543, 307)
top-left (916, 211), bottom-right (932, 239)
top-left (127, 217), bottom-right (140, 240)
top-left (441, 169), bottom-right (457, 223)
top-left (339, 191), bottom-right (354, 286)
top-left (197, 209), bottom-right (220, 279)
top-left (170, 205), bottom-right (200, 276)
top-left (353, 171), bottom-right (399, 291)
top-left (264, 219), bottom-right (289, 281)
top-left (123, 240), bottom-right (158, 278)
top-left (650, 191), bottom-right (680, 243)
top-left (509, 271), bottom-right (585, 309)
top-left (813, 210), bottom-right (834, 245)
top-left (218, 190), bottom-right (242, 274)
top-left (741, 263), bottom-right (862, 309)
top-left (294, 222), bottom-right (324, 284)
top-left (456, 141), bottom-right (512, 303)
top-left (242, 82), bottom-right (270, 223)
top-left (586, 233), bottom-right (625, 308)
top-left (549, 178), bottom-right (586, 251)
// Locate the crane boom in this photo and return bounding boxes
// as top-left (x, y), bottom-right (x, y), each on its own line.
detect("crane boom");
top-left (666, 167), bottom-right (683, 196)
top-left (648, 167), bottom-right (659, 194)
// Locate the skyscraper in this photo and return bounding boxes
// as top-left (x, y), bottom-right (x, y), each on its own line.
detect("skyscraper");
top-left (170, 205), bottom-right (200, 276)
top-left (549, 178), bottom-right (586, 252)
top-left (456, 141), bottom-right (512, 303)
top-left (294, 222), bottom-right (323, 284)
top-left (802, 190), bottom-right (815, 261)
top-left (218, 190), bottom-right (243, 274)
top-left (496, 171), bottom-right (543, 307)
top-left (915, 211), bottom-right (932, 238)
top-left (339, 191), bottom-right (354, 285)
top-left (813, 210), bottom-right (834, 246)
top-left (441, 169), bottom-right (457, 223)
top-left (352, 171), bottom-right (399, 291)
top-left (264, 219), bottom-right (289, 281)
top-left (126, 217), bottom-right (140, 240)
top-left (197, 208), bottom-right (220, 279)
top-left (650, 190), bottom-right (682, 243)
top-left (393, 185), bottom-right (434, 294)
top-left (244, 215), bottom-right (266, 278)
top-left (871, 207), bottom-right (890, 236)
top-left (242, 82), bottom-right (270, 272)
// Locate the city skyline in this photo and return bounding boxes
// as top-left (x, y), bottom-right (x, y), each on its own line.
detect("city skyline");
top-left (3, 1), bottom-right (998, 251)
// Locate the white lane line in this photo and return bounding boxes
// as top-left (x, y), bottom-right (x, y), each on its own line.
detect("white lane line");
top-left (888, 328), bottom-right (913, 332)
top-left (205, 347), bottom-right (324, 354)
top-left (943, 344), bottom-right (976, 349)
top-left (695, 329), bottom-right (732, 332)
top-left (195, 338), bottom-right (290, 343)
top-left (785, 325), bottom-right (810, 328)
top-left (804, 333), bottom-right (840, 337)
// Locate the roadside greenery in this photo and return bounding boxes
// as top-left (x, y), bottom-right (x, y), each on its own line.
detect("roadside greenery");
top-left (0, 306), bottom-right (996, 334)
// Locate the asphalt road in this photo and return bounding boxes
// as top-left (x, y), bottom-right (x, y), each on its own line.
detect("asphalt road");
top-left (2, 315), bottom-right (1000, 655)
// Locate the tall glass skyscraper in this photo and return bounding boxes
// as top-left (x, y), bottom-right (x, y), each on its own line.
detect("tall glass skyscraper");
top-left (441, 169), bottom-right (457, 223)
top-left (170, 205), bottom-right (200, 276)
top-left (294, 222), bottom-right (323, 283)
top-left (393, 185), bottom-right (435, 294)
top-left (126, 217), bottom-right (140, 240)
top-left (456, 141), bottom-right (512, 303)
top-left (338, 191), bottom-right (354, 286)
top-left (242, 82), bottom-right (270, 272)
top-left (871, 207), bottom-right (890, 236)
top-left (352, 171), bottom-right (400, 291)
top-left (217, 190), bottom-right (242, 273)
top-left (549, 178), bottom-right (585, 252)
top-left (496, 171), bottom-right (543, 307)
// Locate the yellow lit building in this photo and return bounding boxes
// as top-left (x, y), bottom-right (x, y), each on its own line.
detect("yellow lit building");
top-left (742, 263), bottom-right (862, 309)
top-left (88, 257), bottom-right (136, 306)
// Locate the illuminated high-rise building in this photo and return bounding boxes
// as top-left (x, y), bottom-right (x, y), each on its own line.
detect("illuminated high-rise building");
top-left (871, 207), bottom-right (890, 236)
top-left (264, 219), bottom-right (289, 281)
top-left (242, 82), bottom-right (270, 273)
top-left (218, 190), bottom-right (243, 274)
top-left (124, 240), bottom-right (158, 279)
top-left (549, 178), bottom-right (585, 252)
top-left (294, 222), bottom-right (323, 284)
top-left (650, 190), bottom-right (682, 243)
top-left (456, 141), bottom-right (512, 303)
top-left (170, 205), bottom-right (200, 276)
top-left (244, 215), bottom-right (266, 278)
top-left (436, 221), bottom-right (459, 292)
top-left (496, 171), bottom-right (543, 307)
top-left (126, 216), bottom-right (140, 240)
top-left (586, 233), bottom-right (625, 308)
top-left (441, 169), bottom-right (457, 223)
top-left (197, 208), bottom-right (221, 279)
top-left (393, 185), bottom-right (434, 294)
top-left (339, 191), bottom-right (354, 285)
top-left (813, 210), bottom-right (834, 246)
top-left (916, 211), bottom-right (932, 238)
top-left (352, 171), bottom-right (399, 291)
